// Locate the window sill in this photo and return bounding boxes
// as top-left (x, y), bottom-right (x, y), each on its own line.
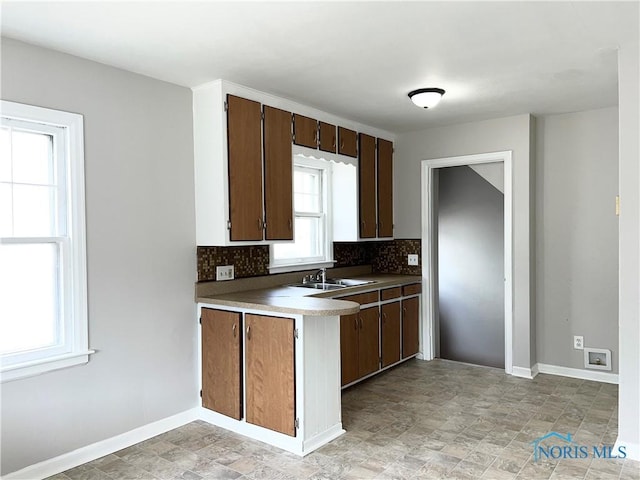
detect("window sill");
top-left (1, 350), bottom-right (95, 383)
top-left (269, 260), bottom-right (336, 275)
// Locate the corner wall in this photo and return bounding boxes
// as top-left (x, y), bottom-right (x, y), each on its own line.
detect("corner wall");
top-left (0, 39), bottom-right (198, 475)
top-left (617, 40), bottom-right (640, 460)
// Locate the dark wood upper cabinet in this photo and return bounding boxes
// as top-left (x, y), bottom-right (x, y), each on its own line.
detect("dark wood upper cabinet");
top-left (377, 138), bottom-right (393, 238)
top-left (338, 127), bottom-right (358, 157)
top-left (245, 314), bottom-right (296, 437)
top-left (227, 95), bottom-right (264, 241)
top-left (358, 133), bottom-right (377, 238)
top-left (201, 308), bottom-right (242, 420)
top-left (319, 122), bottom-right (337, 153)
top-left (293, 114), bottom-right (318, 148)
top-left (263, 106), bottom-right (293, 241)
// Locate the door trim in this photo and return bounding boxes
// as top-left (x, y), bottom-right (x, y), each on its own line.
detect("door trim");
top-left (420, 151), bottom-right (514, 374)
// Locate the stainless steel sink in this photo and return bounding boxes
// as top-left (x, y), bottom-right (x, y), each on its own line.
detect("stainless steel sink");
top-left (286, 278), bottom-right (375, 290)
top-left (287, 282), bottom-right (347, 290)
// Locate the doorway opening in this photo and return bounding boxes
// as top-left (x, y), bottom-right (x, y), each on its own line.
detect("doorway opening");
top-left (420, 151), bottom-right (514, 374)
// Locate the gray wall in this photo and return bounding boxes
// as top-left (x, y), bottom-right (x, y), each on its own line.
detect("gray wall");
top-left (438, 166), bottom-right (505, 368)
top-left (395, 114), bottom-right (535, 370)
top-left (0, 39), bottom-right (197, 475)
top-left (536, 107), bottom-right (619, 372)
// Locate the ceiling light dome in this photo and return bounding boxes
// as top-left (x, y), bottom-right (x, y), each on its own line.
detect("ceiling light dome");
top-left (408, 88), bottom-right (445, 109)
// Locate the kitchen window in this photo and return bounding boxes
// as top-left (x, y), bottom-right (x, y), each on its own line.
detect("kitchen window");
top-left (0, 100), bottom-right (91, 382)
top-left (270, 155), bottom-right (334, 272)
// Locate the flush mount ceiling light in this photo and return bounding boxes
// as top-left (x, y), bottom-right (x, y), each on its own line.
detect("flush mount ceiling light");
top-left (408, 88), bottom-right (446, 109)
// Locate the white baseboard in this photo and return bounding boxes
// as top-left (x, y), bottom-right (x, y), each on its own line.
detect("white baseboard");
top-left (3, 408), bottom-right (200, 480)
top-left (536, 363), bottom-right (619, 384)
top-left (614, 438), bottom-right (640, 461)
top-left (511, 365), bottom-right (536, 379)
top-left (302, 425), bottom-right (345, 454)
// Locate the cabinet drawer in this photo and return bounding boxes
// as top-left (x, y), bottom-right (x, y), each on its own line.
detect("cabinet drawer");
top-left (380, 287), bottom-right (401, 301)
top-left (339, 290), bottom-right (379, 305)
top-left (402, 283), bottom-right (422, 296)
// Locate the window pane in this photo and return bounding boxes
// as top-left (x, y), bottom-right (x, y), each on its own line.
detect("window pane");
top-left (273, 216), bottom-right (323, 261)
top-left (12, 184), bottom-right (56, 237)
top-left (0, 183), bottom-right (12, 236)
top-left (0, 128), bottom-right (10, 182)
top-left (294, 169), bottom-right (321, 213)
top-left (12, 130), bottom-right (54, 185)
top-left (0, 243), bottom-right (60, 355)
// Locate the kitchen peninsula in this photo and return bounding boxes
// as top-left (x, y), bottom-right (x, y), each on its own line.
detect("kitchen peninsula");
top-left (196, 272), bottom-right (422, 456)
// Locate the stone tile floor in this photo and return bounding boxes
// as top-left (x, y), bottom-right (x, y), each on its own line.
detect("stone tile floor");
top-left (47, 359), bottom-right (640, 479)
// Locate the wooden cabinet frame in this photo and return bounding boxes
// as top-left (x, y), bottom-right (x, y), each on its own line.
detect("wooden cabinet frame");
top-left (338, 282), bottom-right (421, 388)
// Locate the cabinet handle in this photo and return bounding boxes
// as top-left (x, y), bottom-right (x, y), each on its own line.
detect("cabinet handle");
top-left (403, 307), bottom-right (406, 315)
top-left (359, 316), bottom-right (363, 330)
top-left (258, 218), bottom-right (263, 231)
top-left (246, 325), bottom-right (251, 340)
top-left (382, 312), bottom-right (387, 324)
top-left (233, 323), bottom-right (237, 338)
top-left (332, 136), bottom-right (336, 149)
top-left (354, 317), bottom-right (358, 330)
top-left (288, 218), bottom-right (292, 231)
top-left (313, 131), bottom-right (318, 145)
top-left (340, 138), bottom-right (344, 150)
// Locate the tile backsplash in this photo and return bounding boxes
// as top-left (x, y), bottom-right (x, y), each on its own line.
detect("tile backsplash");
top-left (197, 239), bottom-right (421, 282)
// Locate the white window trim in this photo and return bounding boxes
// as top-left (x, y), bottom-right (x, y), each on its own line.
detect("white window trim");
top-left (1, 100), bottom-right (93, 383)
top-left (269, 156), bottom-right (335, 273)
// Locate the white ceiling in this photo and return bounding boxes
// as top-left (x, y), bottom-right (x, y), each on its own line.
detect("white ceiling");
top-left (1, 1), bottom-right (638, 133)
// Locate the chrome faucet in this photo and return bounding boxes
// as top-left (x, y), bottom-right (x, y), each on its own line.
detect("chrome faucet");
top-left (312, 268), bottom-right (327, 283)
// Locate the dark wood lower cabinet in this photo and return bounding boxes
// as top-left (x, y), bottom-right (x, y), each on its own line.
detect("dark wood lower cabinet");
top-left (402, 297), bottom-right (420, 358)
top-left (381, 302), bottom-right (401, 367)
top-left (339, 287), bottom-right (421, 388)
top-left (201, 308), bottom-right (242, 420)
top-left (245, 314), bottom-right (296, 437)
top-left (358, 307), bottom-right (380, 378)
top-left (340, 313), bottom-right (360, 386)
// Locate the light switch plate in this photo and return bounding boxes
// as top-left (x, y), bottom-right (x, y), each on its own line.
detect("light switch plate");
top-left (216, 265), bottom-right (235, 281)
top-left (408, 254), bottom-right (419, 266)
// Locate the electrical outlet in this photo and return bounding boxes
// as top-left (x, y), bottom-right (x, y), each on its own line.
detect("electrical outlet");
top-left (216, 265), bottom-right (235, 281)
top-left (408, 254), bottom-right (419, 266)
top-left (574, 335), bottom-right (584, 350)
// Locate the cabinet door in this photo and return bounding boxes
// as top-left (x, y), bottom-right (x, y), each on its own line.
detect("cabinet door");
top-left (377, 138), bottom-right (393, 238)
top-left (201, 308), bottom-right (242, 420)
top-left (358, 307), bottom-right (380, 377)
top-left (293, 114), bottom-right (317, 148)
top-left (381, 302), bottom-right (401, 367)
top-left (402, 297), bottom-right (420, 358)
top-left (264, 106), bottom-right (293, 240)
top-left (338, 127), bottom-right (358, 157)
top-left (319, 121), bottom-right (337, 153)
top-left (227, 95), bottom-right (264, 241)
top-left (245, 314), bottom-right (296, 437)
top-left (340, 313), bottom-right (360, 386)
top-left (358, 133), bottom-right (377, 238)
